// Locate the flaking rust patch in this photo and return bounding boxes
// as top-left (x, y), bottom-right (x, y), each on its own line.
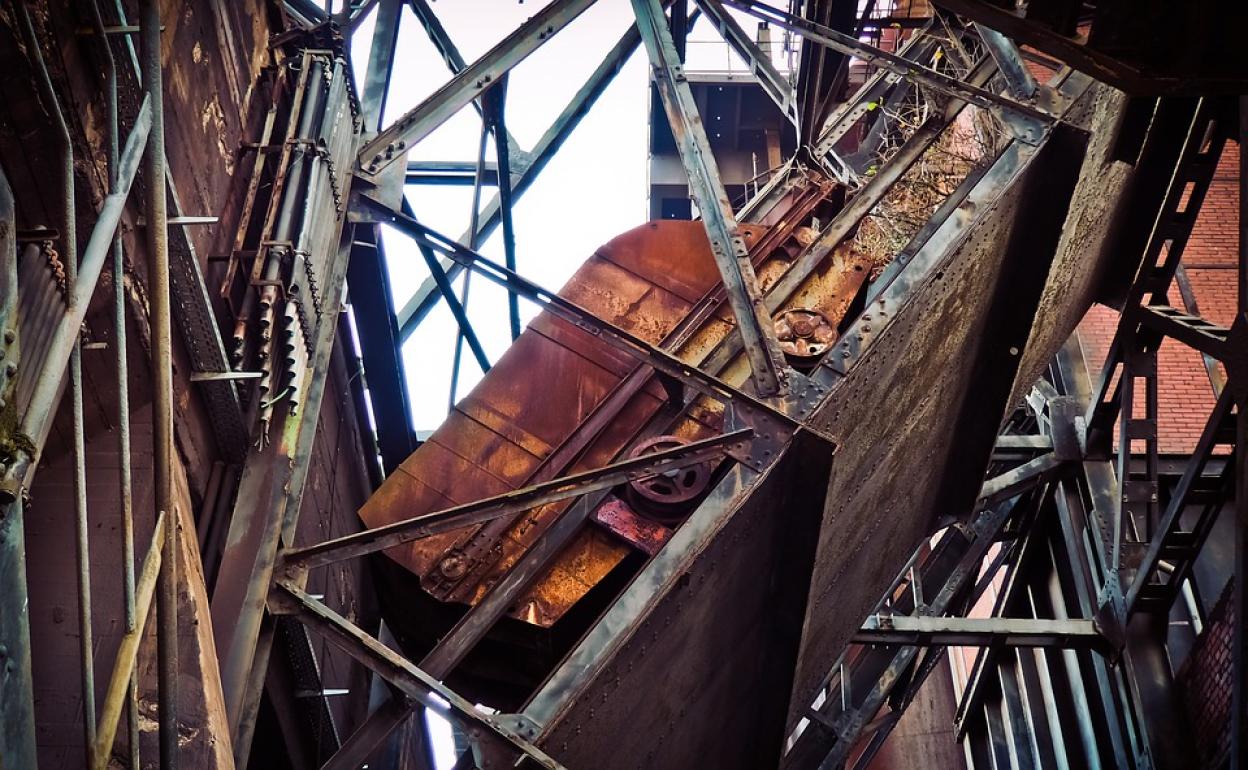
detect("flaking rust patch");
top-left (200, 94), bottom-right (235, 176)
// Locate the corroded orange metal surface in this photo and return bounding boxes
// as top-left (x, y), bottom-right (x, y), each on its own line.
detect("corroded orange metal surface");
top-left (359, 177), bottom-right (873, 627)
top-left (359, 220), bottom-right (757, 625)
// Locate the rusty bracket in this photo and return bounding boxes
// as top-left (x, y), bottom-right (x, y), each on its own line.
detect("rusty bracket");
top-left (724, 401), bottom-right (795, 471)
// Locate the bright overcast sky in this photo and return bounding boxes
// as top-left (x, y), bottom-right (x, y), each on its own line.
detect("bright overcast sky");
top-left (350, 0), bottom-right (775, 432)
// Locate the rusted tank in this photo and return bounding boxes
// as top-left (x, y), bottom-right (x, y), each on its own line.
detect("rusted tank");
top-left (358, 171), bottom-right (869, 631)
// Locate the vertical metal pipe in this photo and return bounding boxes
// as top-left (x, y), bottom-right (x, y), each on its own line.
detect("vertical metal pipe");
top-left (0, 496), bottom-right (36, 764)
top-left (0, 178), bottom-right (35, 768)
top-left (89, 1), bottom-right (140, 764)
top-left (140, 1), bottom-right (178, 765)
top-left (18, 4), bottom-right (97, 762)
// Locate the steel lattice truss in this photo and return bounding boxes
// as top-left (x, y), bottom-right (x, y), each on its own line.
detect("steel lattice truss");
top-left (252, 2), bottom-right (1248, 768)
top-left (0, 0), bottom-right (1245, 769)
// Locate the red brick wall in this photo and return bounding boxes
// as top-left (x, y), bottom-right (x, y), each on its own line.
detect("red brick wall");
top-left (1077, 141), bottom-right (1239, 453)
top-left (1177, 581), bottom-right (1234, 769)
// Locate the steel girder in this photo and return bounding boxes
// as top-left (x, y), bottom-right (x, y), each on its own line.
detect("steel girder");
top-left (692, 0), bottom-right (799, 126)
top-left (632, 0), bottom-right (792, 397)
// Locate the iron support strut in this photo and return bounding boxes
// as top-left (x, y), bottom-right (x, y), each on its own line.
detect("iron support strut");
top-left (853, 616), bottom-right (1107, 651)
top-left (268, 581), bottom-right (566, 769)
top-left (633, 0), bottom-right (791, 397)
top-left (141, 1), bottom-right (179, 764)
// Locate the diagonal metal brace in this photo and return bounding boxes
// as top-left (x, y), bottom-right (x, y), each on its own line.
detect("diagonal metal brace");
top-left (633, 0), bottom-right (792, 397)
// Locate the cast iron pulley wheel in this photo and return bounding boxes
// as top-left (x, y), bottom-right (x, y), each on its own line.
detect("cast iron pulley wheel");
top-left (774, 307), bottom-right (836, 362)
top-left (625, 435), bottom-right (712, 524)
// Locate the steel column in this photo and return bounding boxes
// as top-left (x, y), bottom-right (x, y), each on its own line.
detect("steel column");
top-left (0, 495), bottom-right (35, 768)
top-left (88, 1), bottom-right (142, 762)
top-left (0, 162), bottom-right (20, 770)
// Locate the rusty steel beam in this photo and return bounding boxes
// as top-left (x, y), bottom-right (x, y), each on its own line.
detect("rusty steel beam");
top-left (280, 429), bottom-right (750, 569)
top-left (723, 0), bottom-right (1052, 135)
top-left (633, 0), bottom-right (791, 397)
top-left (140, 1), bottom-right (180, 763)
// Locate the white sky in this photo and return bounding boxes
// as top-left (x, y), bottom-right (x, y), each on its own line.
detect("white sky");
top-left (350, 0), bottom-right (778, 432)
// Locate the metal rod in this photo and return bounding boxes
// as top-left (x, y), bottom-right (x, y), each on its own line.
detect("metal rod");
top-left (140, 0), bottom-right (178, 764)
top-left (0, 99), bottom-right (151, 496)
top-left (88, 1), bottom-right (141, 762)
top-left (448, 119), bottom-right (493, 409)
top-left (0, 158), bottom-right (25, 770)
top-left (281, 428), bottom-right (749, 569)
top-left (91, 512), bottom-right (166, 770)
top-left (17, 6), bottom-right (97, 762)
top-left (489, 78), bottom-right (522, 341)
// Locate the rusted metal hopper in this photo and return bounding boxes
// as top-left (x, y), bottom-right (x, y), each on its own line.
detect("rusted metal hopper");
top-left (359, 173), bottom-right (864, 633)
